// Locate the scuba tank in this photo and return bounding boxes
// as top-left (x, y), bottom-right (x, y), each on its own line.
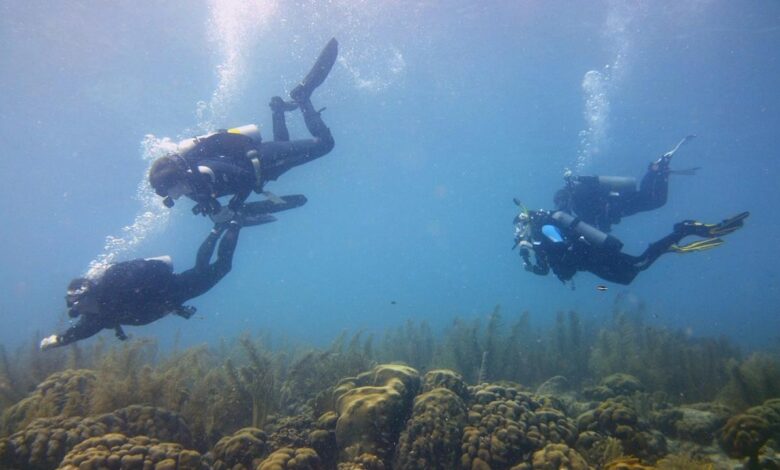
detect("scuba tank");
top-left (551, 211), bottom-right (624, 251)
top-left (595, 176), bottom-right (637, 194)
top-left (175, 124), bottom-right (262, 154)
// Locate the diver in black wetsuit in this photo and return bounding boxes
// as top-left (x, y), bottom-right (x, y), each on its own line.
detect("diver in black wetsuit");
top-left (513, 205), bottom-right (749, 286)
top-left (554, 136), bottom-right (699, 232)
top-left (39, 221), bottom-right (242, 350)
top-left (148, 38), bottom-right (338, 219)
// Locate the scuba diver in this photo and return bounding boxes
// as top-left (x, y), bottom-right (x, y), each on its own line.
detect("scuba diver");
top-left (148, 38), bottom-right (338, 221)
top-left (40, 220), bottom-right (242, 350)
top-left (40, 190), bottom-right (308, 350)
top-left (513, 201), bottom-right (749, 286)
top-left (554, 135), bottom-right (700, 232)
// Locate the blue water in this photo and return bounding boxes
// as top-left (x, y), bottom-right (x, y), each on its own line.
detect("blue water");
top-left (1, 1), bottom-right (778, 351)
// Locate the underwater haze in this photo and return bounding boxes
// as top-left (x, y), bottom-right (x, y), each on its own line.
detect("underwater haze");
top-left (1, 0), bottom-right (779, 352)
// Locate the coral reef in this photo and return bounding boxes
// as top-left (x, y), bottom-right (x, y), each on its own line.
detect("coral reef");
top-left (330, 364), bottom-right (420, 466)
top-left (56, 433), bottom-right (208, 469)
top-left (257, 447), bottom-right (322, 470)
top-left (0, 405), bottom-right (191, 470)
top-left (1, 369), bottom-right (96, 436)
top-left (394, 387), bottom-right (467, 469)
top-left (210, 427), bottom-right (270, 470)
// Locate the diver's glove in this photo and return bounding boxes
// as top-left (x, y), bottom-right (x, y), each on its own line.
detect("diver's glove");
top-left (192, 198), bottom-right (222, 216)
top-left (40, 334), bottom-right (61, 351)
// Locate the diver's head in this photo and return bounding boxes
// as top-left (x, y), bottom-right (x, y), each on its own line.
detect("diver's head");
top-left (149, 155), bottom-right (191, 207)
top-left (553, 188), bottom-right (572, 211)
top-left (65, 277), bottom-right (99, 316)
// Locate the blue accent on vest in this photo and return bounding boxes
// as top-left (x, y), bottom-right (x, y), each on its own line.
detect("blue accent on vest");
top-left (542, 224), bottom-right (564, 243)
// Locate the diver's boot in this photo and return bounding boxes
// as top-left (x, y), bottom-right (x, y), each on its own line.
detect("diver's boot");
top-left (269, 96), bottom-right (298, 113)
top-left (290, 37), bottom-right (339, 104)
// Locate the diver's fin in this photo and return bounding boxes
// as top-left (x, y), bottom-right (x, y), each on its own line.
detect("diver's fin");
top-left (668, 166), bottom-right (701, 176)
top-left (290, 38), bottom-right (339, 103)
top-left (663, 134), bottom-right (696, 158)
top-left (674, 212), bottom-right (750, 238)
top-left (242, 214), bottom-right (277, 227)
top-left (262, 190), bottom-right (286, 204)
top-left (708, 211), bottom-right (750, 236)
top-left (243, 195), bottom-right (308, 218)
top-left (668, 237), bottom-right (724, 254)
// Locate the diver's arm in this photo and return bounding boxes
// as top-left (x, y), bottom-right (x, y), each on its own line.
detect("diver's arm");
top-left (41, 315), bottom-right (105, 350)
top-left (520, 244), bottom-right (549, 276)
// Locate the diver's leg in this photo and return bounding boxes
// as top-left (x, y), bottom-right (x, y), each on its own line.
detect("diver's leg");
top-left (269, 96), bottom-right (296, 142)
top-left (195, 225), bottom-right (225, 270)
top-left (213, 222), bottom-right (241, 279)
top-left (620, 165), bottom-right (668, 217)
top-left (630, 230), bottom-right (686, 272)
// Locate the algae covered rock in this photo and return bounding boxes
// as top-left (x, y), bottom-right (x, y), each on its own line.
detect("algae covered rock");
top-left (112, 404), bottom-right (194, 448)
top-left (332, 364), bottom-right (420, 465)
top-left (56, 432), bottom-right (208, 469)
top-left (1, 369), bottom-right (96, 435)
top-left (582, 374), bottom-right (644, 401)
top-left (394, 387), bottom-right (467, 469)
top-left (653, 404), bottom-right (726, 445)
top-left (211, 427), bottom-right (269, 470)
top-left (257, 447), bottom-right (322, 470)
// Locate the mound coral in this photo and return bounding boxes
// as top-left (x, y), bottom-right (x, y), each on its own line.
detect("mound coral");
top-left (1, 369), bottom-right (96, 436)
top-left (717, 398), bottom-right (780, 468)
top-left (211, 427), bottom-right (270, 470)
top-left (576, 398), bottom-right (666, 462)
top-left (604, 456), bottom-right (654, 470)
top-left (513, 443), bottom-right (589, 470)
top-left (394, 387), bottom-right (467, 469)
top-left (0, 405), bottom-right (192, 470)
top-left (460, 384), bottom-right (576, 469)
top-left (257, 447), bottom-right (322, 470)
top-left (331, 364), bottom-right (420, 466)
top-left (56, 433), bottom-right (208, 469)
top-left (421, 369), bottom-right (469, 400)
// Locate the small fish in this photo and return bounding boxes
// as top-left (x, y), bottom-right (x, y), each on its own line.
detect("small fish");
top-left (390, 301), bottom-right (397, 305)
top-left (595, 285), bottom-right (608, 292)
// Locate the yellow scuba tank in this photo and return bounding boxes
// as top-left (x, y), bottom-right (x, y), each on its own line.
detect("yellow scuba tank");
top-left (175, 124), bottom-right (262, 154)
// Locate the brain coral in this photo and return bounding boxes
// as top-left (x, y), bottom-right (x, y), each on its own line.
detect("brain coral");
top-left (511, 443), bottom-right (589, 470)
top-left (55, 433), bottom-right (208, 469)
top-left (394, 387), bottom-right (467, 469)
top-left (332, 364), bottom-right (420, 466)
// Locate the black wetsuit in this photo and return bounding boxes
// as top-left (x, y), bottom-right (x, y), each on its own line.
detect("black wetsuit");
top-left (521, 210), bottom-right (686, 285)
top-left (181, 98), bottom-right (334, 214)
top-left (56, 224), bottom-right (240, 346)
top-left (556, 161), bottom-right (668, 232)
